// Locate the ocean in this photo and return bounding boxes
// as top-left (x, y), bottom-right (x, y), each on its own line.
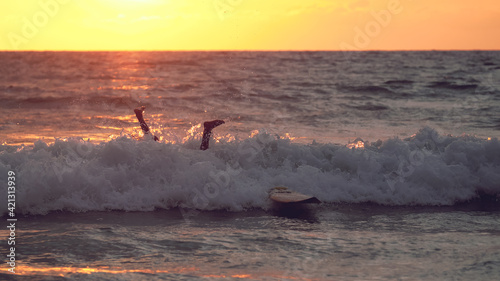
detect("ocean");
top-left (0, 51), bottom-right (499, 280)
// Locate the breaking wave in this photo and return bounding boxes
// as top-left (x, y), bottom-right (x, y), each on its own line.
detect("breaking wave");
top-left (1, 127), bottom-right (499, 215)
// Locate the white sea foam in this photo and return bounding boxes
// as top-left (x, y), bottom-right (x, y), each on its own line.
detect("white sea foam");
top-left (1, 127), bottom-right (499, 215)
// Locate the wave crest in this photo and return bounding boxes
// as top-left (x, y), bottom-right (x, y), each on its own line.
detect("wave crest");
top-left (1, 127), bottom-right (499, 215)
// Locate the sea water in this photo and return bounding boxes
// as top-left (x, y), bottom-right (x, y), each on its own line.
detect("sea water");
top-left (0, 51), bottom-right (499, 280)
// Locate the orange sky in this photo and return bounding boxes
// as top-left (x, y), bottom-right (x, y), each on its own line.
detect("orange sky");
top-left (1, 0), bottom-right (499, 51)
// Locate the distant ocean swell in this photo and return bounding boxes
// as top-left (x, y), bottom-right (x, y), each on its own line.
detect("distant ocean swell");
top-left (1, 127), bottom-right (499, 216)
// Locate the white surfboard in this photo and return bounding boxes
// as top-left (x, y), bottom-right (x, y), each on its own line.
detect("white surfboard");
top-left (269, 187), bottom-right (321, 204)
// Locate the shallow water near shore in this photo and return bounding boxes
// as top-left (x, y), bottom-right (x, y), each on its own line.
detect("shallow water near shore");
top-left (1, 204), bottom-right (499, 281)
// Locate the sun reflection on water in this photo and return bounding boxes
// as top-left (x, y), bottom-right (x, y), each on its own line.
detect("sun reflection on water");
top-left (346, 138), bottom-right (365, 149)
top-left (0, 265), bottom-right (197, 276)
top-left (0, 265), bottom-right (315, 280)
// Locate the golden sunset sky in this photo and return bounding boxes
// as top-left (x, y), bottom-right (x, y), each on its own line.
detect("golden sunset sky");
top-left (1, 0), bottom-right (499, 51)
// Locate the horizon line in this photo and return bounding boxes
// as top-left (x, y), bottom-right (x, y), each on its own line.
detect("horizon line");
top-left (1, 49), bottom-right (500, 52)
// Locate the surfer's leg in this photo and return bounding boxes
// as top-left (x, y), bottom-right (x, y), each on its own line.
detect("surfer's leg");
top-left (134, 106), bottom-right (159, 141)
top-left (200, 120), bottom-right (225, 150)
top-left (134, 106), bottom-right (149, 132)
